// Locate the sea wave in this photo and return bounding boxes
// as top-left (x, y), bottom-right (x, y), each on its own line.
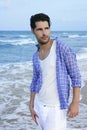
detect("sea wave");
top-left (0, 38), bottom-right (35, 46)
top-left (61, 33), bottom-right (87, 39)
top-left (77, 48), bottom-right (87, 60)
top-left (68, 34), bottom-right (87, 38)
top-left (77, 53), bottom-right (87, 60)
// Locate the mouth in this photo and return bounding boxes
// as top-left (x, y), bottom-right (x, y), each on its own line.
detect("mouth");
top-left (41, 36), bottom-right (48, 40)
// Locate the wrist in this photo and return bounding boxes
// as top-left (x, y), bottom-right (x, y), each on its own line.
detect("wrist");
top-left (72, 100), bottom-right (79, 104)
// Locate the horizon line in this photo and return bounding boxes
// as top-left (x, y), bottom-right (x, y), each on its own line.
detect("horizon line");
top-left (0, 30), bottom-right (87, 32)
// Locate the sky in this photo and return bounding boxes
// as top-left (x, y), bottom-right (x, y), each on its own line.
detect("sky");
top-left (0, 0), bottom-right (87, 31)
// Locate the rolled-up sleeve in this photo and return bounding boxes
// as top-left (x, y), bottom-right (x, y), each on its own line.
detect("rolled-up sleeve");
top-left (65, 47), bottom-right (81, 88)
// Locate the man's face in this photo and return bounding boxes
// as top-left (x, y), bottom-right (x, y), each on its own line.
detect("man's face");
top-left (32, 21), bottom-right (50, 45)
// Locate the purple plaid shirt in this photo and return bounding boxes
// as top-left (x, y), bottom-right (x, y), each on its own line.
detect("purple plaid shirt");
top-left (30, 37), bottom-right (81, 109)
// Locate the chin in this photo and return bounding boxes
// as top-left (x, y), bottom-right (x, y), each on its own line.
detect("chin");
top-left (40, 39), bottom-right (50, 45)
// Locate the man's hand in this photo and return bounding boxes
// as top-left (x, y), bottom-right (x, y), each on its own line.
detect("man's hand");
top-left (29, 104), bottom-right (38, 124)
top-left (67, 101), bottom-right (79, 118)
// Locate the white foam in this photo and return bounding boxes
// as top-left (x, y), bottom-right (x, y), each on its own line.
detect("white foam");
top-left (68, 34), bottom-right (87, 38)
top-left (77, 53), bottom-right (87, 60)
top-left (14, 38), bottom-right (35, 45)
top-left (0, 61), bottom-right (87, 130)
top-left (0, 38), bottom-right (35, 45)
top-left (19, 35), bottom-right (28, 38)
top-left (77, 48), bottom-right (87, 61)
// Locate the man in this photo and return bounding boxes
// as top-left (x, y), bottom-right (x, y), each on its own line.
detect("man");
top-left (29, 13), bottom-right (81, 130)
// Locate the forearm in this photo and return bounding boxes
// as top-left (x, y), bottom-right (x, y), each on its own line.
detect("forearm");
top-left (67, 87), bottom-right (80, 118)
top-left (29, 92), bottom-right (38, 124)
top-left (72, 87), bottom-right (80, 103)
top-left (29, 92), bottom-right (36, 107)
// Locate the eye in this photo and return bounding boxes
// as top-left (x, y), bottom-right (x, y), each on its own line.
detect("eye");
top-left (37, 28), bottom-right (42, 31)
top-left (39, 28), bottom-right (42, 31)
top-left (45, 27), bottom-right (49, 30)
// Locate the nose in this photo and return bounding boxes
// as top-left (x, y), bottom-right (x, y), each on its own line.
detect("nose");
top-left (42, 29), bottom-right (46, 35)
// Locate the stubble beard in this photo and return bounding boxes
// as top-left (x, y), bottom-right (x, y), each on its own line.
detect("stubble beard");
top-left (38, 37), bottom-right (50, 45)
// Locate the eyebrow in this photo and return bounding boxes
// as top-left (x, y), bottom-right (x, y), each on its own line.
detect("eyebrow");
top-left (36, 26), bottom-right (49, 30)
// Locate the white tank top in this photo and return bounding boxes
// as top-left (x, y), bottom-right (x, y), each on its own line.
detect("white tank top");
top-left (36, 40), bottom-right (60, 107)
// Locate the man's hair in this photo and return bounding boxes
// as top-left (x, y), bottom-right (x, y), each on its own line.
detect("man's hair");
top-left (30, 13), bottom-right (51, 29)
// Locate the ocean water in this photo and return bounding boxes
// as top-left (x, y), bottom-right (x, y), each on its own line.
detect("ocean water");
top-left (0, 31), bottom-right (87, 130)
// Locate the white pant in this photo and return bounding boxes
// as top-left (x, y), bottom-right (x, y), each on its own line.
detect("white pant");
top-left (34, 96), bottom-right (67, 130)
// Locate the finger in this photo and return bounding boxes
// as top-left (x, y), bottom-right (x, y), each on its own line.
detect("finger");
top-left (32, 113), bottom-right (39, 125)
top-left (34, 114), bottom-right (39, 125)
top-left (67, 109), bottom-right (70, 117)
top-left (67, 107), bottom-right (70, 114)
top-left (34, 115), bottom-right (38, 125)
top-left (69, 112), bottom-right (78, 118)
